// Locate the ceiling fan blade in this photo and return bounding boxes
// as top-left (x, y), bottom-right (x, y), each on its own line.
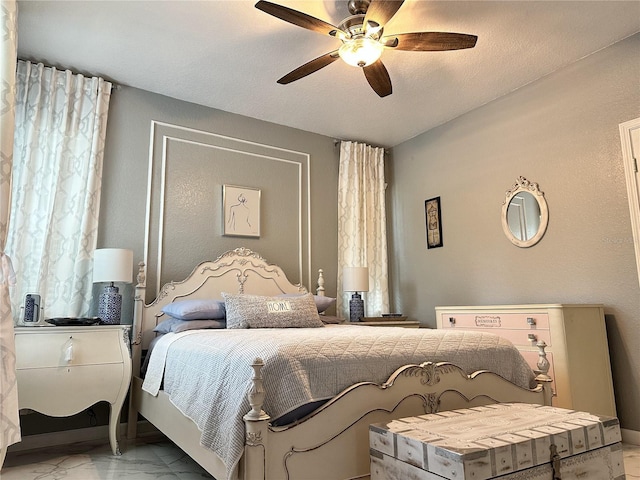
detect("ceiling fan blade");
top-left (255, 1), bottom-right (342, 37)
top-left (277, 51), bottom-right (340, 84)
top-left (363, 60), bottom-right (392, 97)
top-left (364, 1), bottom-right (404, 28)
top-left (382, 32), bottom-right (478, 51)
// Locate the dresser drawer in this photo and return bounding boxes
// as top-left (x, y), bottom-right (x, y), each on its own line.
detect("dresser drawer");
top-left (456, 327), bottom-right (552, 348)
top-left (15, 329), bottom-right (124, 369)
top-left (439, 312), bottom-right (550, 330)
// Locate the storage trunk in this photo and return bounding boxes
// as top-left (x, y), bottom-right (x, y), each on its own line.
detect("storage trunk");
top-left (370, 403), bottom-right (625, 480)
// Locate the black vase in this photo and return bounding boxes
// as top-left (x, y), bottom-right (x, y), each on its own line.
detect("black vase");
top-left (349, 293), bottom-right (364, 322)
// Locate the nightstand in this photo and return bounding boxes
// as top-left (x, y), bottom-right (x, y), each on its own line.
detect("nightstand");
top-left (14, 325), bottom-right (132, 455)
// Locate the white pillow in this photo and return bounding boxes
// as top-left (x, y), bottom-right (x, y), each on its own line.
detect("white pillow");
top-left (222, 292), bottom-right (324, 329)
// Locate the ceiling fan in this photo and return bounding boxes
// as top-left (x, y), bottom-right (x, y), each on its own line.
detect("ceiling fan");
top-left (255, 0), bottom-right (478, 97)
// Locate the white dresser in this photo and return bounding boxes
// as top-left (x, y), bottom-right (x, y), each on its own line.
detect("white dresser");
top-left (14, 325), bottom-right (132, 455)
top-left (435, 304), bottom-right (616, 417)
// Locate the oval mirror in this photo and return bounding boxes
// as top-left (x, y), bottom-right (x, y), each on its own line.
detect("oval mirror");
top-left (501, 177), bottom-right (548, 248)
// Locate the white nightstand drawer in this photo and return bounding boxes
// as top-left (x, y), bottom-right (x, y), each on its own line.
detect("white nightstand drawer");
top-left (15, 328), bottom-right (123, 369)
top-left (440, 312), bottom-right (550, 330)
top-left (17, 363), bottom-right (126, 416)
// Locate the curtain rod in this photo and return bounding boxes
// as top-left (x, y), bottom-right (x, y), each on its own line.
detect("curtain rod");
top-left (17, 58), bottom-right (120, 90)
top-left (333, 138), bottom-right (390, 153)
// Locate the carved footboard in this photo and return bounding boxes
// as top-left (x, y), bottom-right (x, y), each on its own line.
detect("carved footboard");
top-left (242, 349), bottom-right (553, 480)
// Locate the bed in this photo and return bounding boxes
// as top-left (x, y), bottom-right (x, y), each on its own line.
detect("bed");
top-left (127, 247), bottom-right (553, 480)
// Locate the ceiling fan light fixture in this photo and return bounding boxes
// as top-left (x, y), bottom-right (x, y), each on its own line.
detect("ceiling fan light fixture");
top-left (256, 0), bottom-right (478, 97)
top-left (338, 37), bottom-right (384, 67)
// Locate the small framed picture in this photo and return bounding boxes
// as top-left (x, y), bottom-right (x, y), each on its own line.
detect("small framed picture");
top-left (223, 185), bottom-right (261, 237)
top-left (425, 196), bottom-right (443, 249)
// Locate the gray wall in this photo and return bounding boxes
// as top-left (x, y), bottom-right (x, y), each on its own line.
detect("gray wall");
top-left (388, 34), bottom-right (640, 432)
top-left (98, 87), bottom-right (340, 315)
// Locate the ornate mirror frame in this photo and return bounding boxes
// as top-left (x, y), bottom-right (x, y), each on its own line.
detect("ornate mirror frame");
top-left (501, 176), bottom-right (549, 248)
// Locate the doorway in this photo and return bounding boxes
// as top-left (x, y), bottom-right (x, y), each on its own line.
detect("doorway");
top-left (619, 117), bottom-right (640, 288)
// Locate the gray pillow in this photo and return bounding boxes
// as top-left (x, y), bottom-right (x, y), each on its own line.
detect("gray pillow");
top-left (222, 292), bottom-right (324, 329)
top-left (154, 317), bottom-right (226, 334)
top-left (314, 295), bottom-right (336, 313)
top-left (161, 299), bottom-right (225, 320)
top-left (279, 293), bottom-right (336, 313)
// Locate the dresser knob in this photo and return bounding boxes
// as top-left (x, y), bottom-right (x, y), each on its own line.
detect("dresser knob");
top-left (63, 337), bottom-right (74, 363)
top-left (449, 317), bottom-right (456, 325)
top-left (526, 317), bottom-right (536, 326)
top-left (528, 333), bottom-right (537, 342)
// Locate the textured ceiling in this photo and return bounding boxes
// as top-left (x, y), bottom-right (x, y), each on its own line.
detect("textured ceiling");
top-left (16, 0), bottom-right (640, 147)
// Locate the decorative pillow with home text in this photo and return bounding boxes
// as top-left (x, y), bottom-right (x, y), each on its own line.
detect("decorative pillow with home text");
top-left (222, 292), bottom-right (324, 329)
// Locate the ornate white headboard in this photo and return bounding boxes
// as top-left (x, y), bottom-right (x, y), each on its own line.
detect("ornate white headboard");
top-left (131, 248), bottom-right (325, 373)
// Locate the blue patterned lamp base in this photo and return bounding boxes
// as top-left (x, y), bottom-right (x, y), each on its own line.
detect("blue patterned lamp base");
top-left (349, 293), bottom-right (365, 322)
top-left (99, 283), bottom-right (122, 325)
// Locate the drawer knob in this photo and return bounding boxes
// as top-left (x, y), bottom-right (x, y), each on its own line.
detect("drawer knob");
top-left (63, 337), bottom-right (74, 363)
top-left (528, 333), bottom-right (538, 342)
top-left (448, 317), bottom-right (456, 325)
top-left (526, 317), bottom-right (536, 326)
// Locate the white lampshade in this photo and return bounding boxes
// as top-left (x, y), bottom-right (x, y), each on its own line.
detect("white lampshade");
top-left (93, 248), bottom-right (133, 284)
top-left (343, 267), bottom-right (369, 293)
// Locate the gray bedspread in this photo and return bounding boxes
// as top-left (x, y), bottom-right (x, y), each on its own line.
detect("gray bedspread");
top-left (142, 325), bottom-right (535, 480)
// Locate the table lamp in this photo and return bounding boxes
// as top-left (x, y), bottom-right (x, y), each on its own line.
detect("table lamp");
top-left (343, 266), bottom-right (369, 322)
top-left (93, 248), bottom-right (133, 324)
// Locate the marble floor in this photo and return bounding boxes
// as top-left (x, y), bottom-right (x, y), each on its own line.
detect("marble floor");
top-left (1, 435), bottom-right (213, 480)
top-left (1, 436), bottom-right (639, 479)
top-left (622, 444), bottom-right (640, 479)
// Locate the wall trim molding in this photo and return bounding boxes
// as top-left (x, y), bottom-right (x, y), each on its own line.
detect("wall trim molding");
top-left (144, 121), bottom-right (312, 294)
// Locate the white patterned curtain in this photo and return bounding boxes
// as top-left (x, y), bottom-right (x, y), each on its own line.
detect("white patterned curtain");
top-left (1, 0), bottom-right (21, 460)
top-left (6, 60), bottom-right (112, 320)
top-left (337, 141), bottom-right (389, 318)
